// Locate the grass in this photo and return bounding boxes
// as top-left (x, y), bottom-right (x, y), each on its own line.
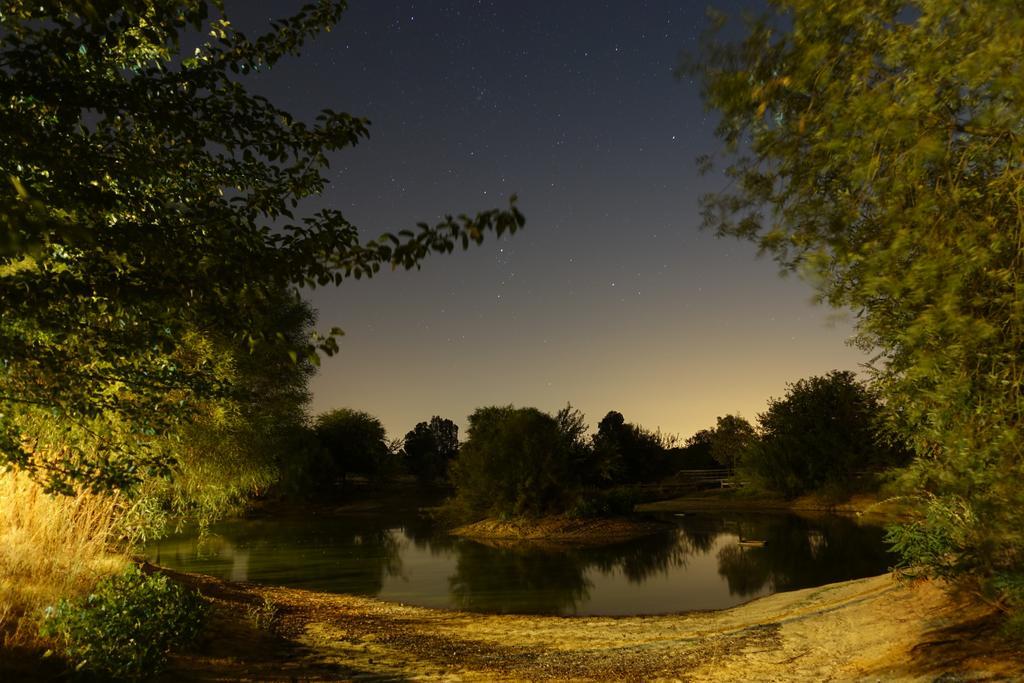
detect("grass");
top-left (0, 468), bottom-right (126, 647)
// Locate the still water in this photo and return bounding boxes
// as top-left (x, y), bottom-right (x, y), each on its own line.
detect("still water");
top-left (148, 506), bottom-right (895, 616)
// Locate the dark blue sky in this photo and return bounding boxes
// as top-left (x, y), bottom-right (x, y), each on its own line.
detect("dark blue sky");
top-left (231, 1), bottom-right (865, 439)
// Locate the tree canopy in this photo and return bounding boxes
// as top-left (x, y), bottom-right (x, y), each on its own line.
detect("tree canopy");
top-left (403, 416), bottom-right (459, 486)
top-left (741, 371), bottom-right (910, 498)
top-left (314, 408), bottom-right (391, 486)
top-left (0, 1), bottom-right (523, 492)
top-left (692, 0), bottom-right (1022, 612)
top-left (592, 410), bottom-right (670, 484)
top-left (449, 405), bottom-right (589, 518)
top-left (706, 414), bottom-right (756, 470)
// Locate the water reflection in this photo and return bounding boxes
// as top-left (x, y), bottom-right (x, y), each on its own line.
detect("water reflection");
top-left (449, 542), bottom-right (593, 613)
top-left (151, 516), bottom-right (405, 595)
top-left (715, 514), bottom-right (893, 597)
top-left (148, 509), bottom-right (895, 616)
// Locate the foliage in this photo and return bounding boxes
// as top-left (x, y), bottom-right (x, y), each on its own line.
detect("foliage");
top-left (592, 411), bottom-right (670, 484)
top-left (0, 0), bottom-right (525, 493)
top-left (246, 596), bottom-right (280, 632)
top-left (741, 371), bottom-right (910, 498)
top-left (314, 408), bottom-right (394, 488)
top-left (133, 294), bottom-right (318, 533)
top-left (0, 469), bottom-right (125, 646)
top-left (555, 404), bottom-right (603, 483)
top-left (403, 416), bottom-right (459, 486)
top-left (885, 495), bottom-right (973, 582)
top-left (691, 0), bottom-right (1023, 609)
top-left (673, 430), bottom-right (720, 470)
top-left (449, 405), bottom-right (585, 518)
top-left (39, 565), bottom-right (205, 680)
top-left (446, 404), bottom-right (650, 519)
top-left (706, 414), bottom-right (757, 470)
top-left (567, 487), bottom-right (638, 519)
top-left (266, 422), bottom-right (329, 499)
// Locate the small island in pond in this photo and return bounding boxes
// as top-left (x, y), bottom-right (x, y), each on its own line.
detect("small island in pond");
top-left (449, 515), bottom-right (673, 545)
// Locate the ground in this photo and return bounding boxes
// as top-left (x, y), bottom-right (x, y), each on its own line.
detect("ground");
top-left (158, 567), bottom-right (1022, 682)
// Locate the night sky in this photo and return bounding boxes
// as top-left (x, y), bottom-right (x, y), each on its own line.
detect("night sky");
top-left (232, 1), bottom-right (867, 440)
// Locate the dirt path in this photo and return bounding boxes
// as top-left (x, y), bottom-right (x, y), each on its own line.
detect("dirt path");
top-left (161, 568), bottom-right (1021, 682)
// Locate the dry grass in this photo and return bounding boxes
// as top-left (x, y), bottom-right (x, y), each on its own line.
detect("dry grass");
top-left (0, 468), bottom-right (126, 646)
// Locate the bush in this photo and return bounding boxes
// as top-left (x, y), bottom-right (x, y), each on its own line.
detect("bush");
top-left (40, 565), bottom-right (206, 680)
top-left (887, 494), bottom-right (1024, 638)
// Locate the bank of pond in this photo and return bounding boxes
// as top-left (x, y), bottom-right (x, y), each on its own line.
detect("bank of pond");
top-left (148, 501), bottom-right (895, 617)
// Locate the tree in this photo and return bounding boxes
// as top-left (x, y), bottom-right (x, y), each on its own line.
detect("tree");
top-left (673, 429), bottom-right (719, 470)
top-left (707, 414), bottom-right (756, 470)
top-left (592, 411), bottom-right (669, 484)
top-left (449, 405), bottom-right (582, 518)
top-left (403, 416), bottom-right (458, 486)
top-left (741, 371), bottom-right (909, 498)
top-left (137, 293), bottom-right (319, 527)
top-left (691, 2), bottom-right (1023, 615)
top-left (314, 408), bottom-right (392, 488)
top-left (0, 1), bottom-right (524, 493)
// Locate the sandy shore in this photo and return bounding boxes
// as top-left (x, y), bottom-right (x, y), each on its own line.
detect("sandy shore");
top-left (158, 567), bottom-right (1020, 682)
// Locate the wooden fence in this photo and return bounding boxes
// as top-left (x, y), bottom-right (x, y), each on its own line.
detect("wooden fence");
top-left (634, 468), bottom-right (741, 499)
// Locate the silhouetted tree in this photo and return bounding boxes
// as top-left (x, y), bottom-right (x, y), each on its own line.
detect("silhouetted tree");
top-left (708, 415), bottom-right (757, 470)
top-left (449, 405), bottom-right (586, 517)
top-left (592, 411), bottom-right (669, 484)
top-left (741, 371), bottom-right (910, 498)
top-left (315, 409), bottom-right (394, 488)
top-left (670, 429), bottom-right (719, 471)
top-left (403, 417), bottom-right (459, 486)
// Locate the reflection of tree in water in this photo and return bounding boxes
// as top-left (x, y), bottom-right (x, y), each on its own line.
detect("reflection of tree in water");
top-left (154, 510), bottom-right (896, 614)
top-left (152, 516), bottom-right (405, 596)
top-left (716, 515), bottom-right (895, 597)
top-left (402, 513), bottom-right (457, 555)
top-left (449, 526), bottom-right (715, 613)
top-left (716, 545), bottom-right (772, 597)
top-left (587, 530), bottom-right (693, 583)
top-left (674, 513), bottom-right (729, 554)
top-left (448, 541), bottom-right (592, 614)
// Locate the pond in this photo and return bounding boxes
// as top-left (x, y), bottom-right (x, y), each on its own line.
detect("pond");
top-left (147, 504), bottom-right (896, 616)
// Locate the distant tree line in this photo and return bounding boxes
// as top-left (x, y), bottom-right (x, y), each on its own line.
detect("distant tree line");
top-left (291, 369), bottom-right (910, 518)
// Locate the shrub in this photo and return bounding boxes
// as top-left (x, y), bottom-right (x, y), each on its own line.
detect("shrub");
top-left (40, 565), bottom-right (206, 680)
top-left (887, 494), bottom-right (1024, 639)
